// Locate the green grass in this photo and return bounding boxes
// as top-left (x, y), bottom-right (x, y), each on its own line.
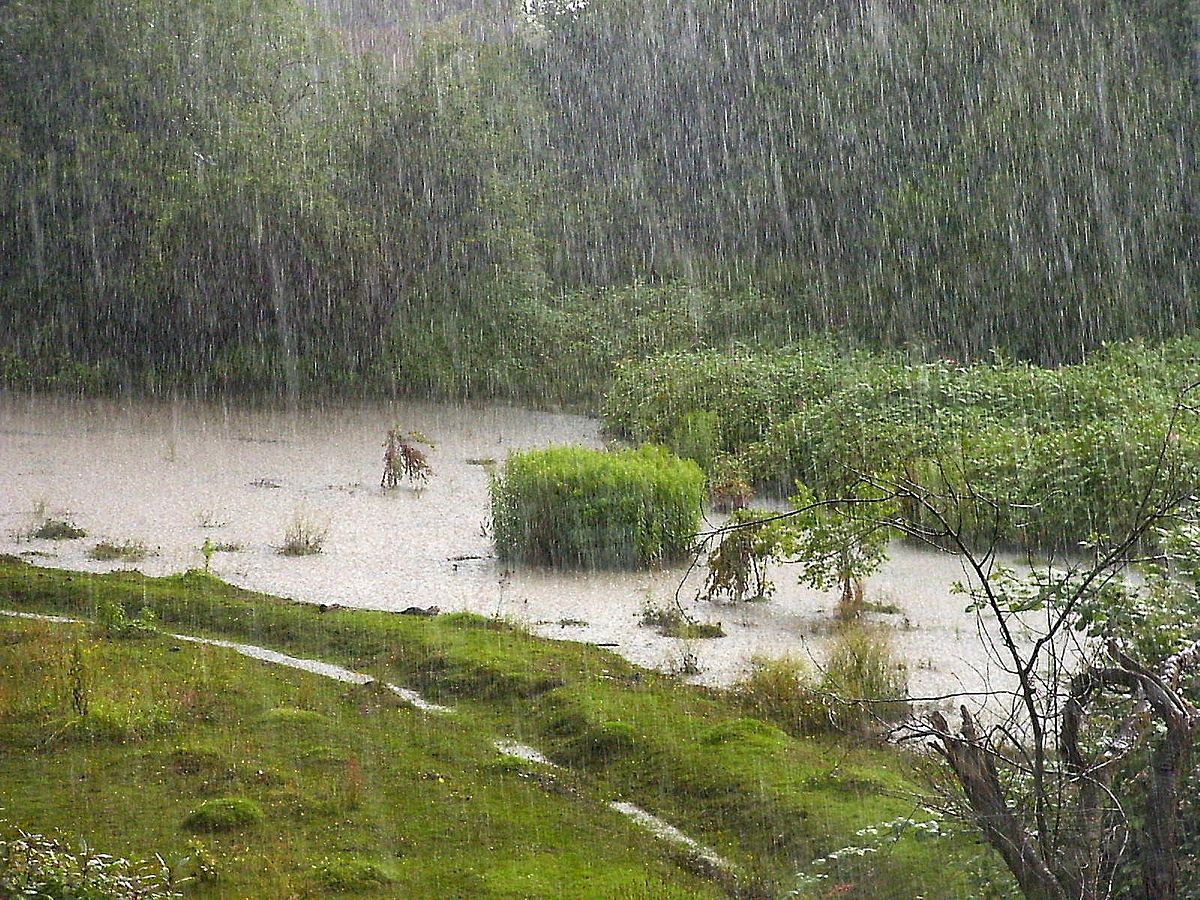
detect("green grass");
top-left (0, 557), bottom-right (1007, 896)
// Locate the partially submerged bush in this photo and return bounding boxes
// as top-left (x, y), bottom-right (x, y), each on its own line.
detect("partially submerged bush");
top-left (183, 797), bottom-right (264, 832)
top-left (490, 445), bottom-right (704, 569)
top-left (381, 426), bottom-right (433, 488)
top-left (639, 600), bottom-right (724, 638)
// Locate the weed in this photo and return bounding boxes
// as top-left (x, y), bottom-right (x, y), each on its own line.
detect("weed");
top-left (735, 628), bottom-right (908, 737)
top-left (339, 756), bottom-right (364, 811)
top-left (734, 655), bottom-right (835, 736)
top-left (0, 829), bottom-right (178, 899)
top-left (95, 598), bottom-right (157, 639)
top-left (183, 797), bottom-right (264, 832)
top-left (68, 643), bottom-right (88, 718)
top-left (278, 512), bottom-right (328, 556)
top-left (256, 707), bottom-right (328, 728)
top-left (32, 518), bottom-right (86, 540)
top-left (820, 626), bottom-right (909, 732)
top-left (179, 837), bottom-right (219, 883)
top-left (382, 426), bottom-right (433, 488)
top-left (88, 540), bottom-right (151, 562)
top-left (640, 600), bottom-right (724, 639)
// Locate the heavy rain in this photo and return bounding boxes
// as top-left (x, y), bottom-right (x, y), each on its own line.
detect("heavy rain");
top-left (0, 0), bottom-right (1198, 897)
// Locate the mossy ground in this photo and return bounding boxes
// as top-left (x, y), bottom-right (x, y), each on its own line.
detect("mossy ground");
top-left (0, 557), bottom-right (1005, 896)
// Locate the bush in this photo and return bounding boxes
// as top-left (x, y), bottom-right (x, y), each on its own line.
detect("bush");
top-left (490, 445), bottom-right (704, 569)
top-left (88, 540), bottom-right (151, 562)
top-left (183, 797), bottom-right (265, 833)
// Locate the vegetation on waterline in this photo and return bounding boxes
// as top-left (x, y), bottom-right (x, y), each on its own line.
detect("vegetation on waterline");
top-left (0, 558), bottom-right (1004, 896)
top-left (89, 539), bottom-right (152, 562)
top-left (490, 445), bottom-right (705, 569)
top-left (30, 518), bottom-right (87, 541)
top-left (277, 512), bottom-right (329, 557)
top-left (607, 339), bottom-right (1200, 552)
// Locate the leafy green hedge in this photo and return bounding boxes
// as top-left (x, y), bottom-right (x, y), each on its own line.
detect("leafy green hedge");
top-left (490, 445), bottom-right (704, 568)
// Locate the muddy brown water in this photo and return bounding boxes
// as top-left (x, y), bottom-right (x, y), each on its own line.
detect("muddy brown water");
top-left (0, 393), bottom-right (1025, 707)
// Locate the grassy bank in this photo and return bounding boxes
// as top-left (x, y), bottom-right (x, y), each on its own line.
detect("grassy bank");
top-left (0, 557), bottom-right (1003, 896)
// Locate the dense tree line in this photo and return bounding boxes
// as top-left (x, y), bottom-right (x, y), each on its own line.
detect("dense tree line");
top-left (0, 0), bottom-right (1196, 395)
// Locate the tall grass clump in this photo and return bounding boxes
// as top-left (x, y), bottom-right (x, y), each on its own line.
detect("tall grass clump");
top-left (490, 445), bottom-right (704, 569)
top-left (735, 627), bottom-right (908, 736)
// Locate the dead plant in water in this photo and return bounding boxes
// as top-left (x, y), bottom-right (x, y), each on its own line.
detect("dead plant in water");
top-left (381, 426), bottom-right (433, 488)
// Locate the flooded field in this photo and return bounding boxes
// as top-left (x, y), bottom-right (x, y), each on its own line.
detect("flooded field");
top-left (0, 393), bottom-right (1018, 702)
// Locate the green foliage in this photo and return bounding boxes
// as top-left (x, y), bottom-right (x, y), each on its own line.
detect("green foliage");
top-left (182, 797), bottom-right (264, 833)
top-left (490, 445), bottom-right (704, 569)
top-left (610, 340), bottom-right (1200, 552)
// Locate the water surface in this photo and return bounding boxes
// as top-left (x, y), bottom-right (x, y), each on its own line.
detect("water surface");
top-left (0, 393), bottom-right (1019, 703)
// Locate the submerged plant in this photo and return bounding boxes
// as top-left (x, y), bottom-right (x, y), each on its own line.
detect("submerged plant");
top-left (639, 599), bottom-right (724, 639)
top-left (381, 426), bottom-right (433, 488)
top-left (88, 540), bottom-right (151, 562)
top-left (32, 518), bottom-right (86, 541)
top-left (278, 512), bottom-right (329, 556)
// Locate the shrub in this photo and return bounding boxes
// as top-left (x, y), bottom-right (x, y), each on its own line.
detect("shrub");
top-left (819, 626), bottom-right (910, 733)
top-left (734, 655), bottom-right (832, 736)
top-left (639, 600), bottom-right (724, 638)
top-left (490, 445), bottom-right (704, 569)
top-left (183, 797), bottom-right (264, 832)
top-left (94, 598), bottom-right (158, 639)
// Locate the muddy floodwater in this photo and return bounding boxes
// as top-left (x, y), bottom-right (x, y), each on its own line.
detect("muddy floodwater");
top-left (0, 393), bottom-right (1020, 705)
